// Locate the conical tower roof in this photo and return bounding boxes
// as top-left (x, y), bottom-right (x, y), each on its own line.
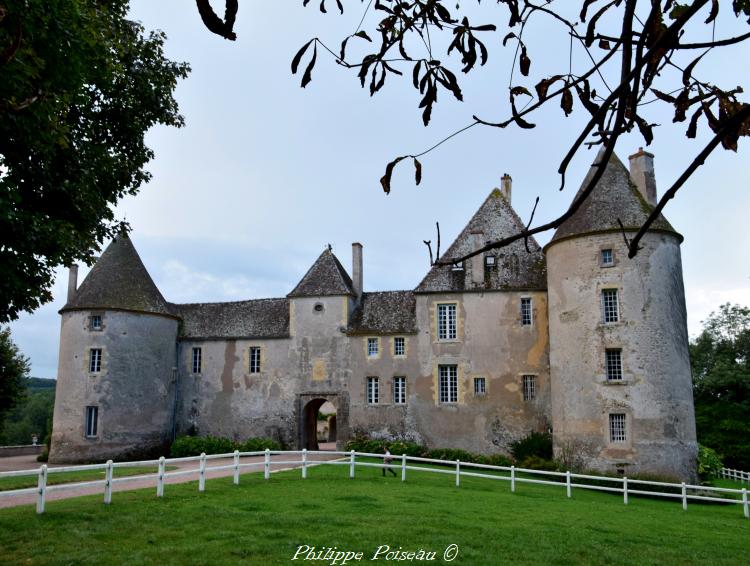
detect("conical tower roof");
top-left (548, 148), bottom-right (680, 246)
top-left (288, 248), bottom-right (355, 298)
top-left (415, 189), bottom-right (547, 293)
top-left (61, 232), bottom-right (173, 317)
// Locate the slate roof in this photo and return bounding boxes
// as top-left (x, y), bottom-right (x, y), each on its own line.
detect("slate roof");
top-left (347, 291), bottom-right (417, 335)
top-left (172, 298), bottom-right (289, 340)
top-left (288, 248), bottom-right (355, 298)
top-left (61, 232), bottom-right (173, 317)
top-left (415, 189), bottom-right (547, 293)
top-left (549, 148), bottom-right (680, 245)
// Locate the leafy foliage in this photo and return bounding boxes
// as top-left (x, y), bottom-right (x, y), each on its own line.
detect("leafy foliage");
top-left (0, 328), bottom-right (29, 427)
top-left (697, 444), bottom-right (724, 481)
top-left (0, 377), bottom-right (54, 446)
top-left (0, 0), bottom-right (189, 322)
top-left (169, 435), bottom-right (281, 457)
top-left (510, 431), bottom-right (553, 463)
top-left (690, 303), bottom-right (750, 470)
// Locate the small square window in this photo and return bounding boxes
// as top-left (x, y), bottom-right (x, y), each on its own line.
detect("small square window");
top-left (606, 349), bottom-right (623, 381)
top-left (523, 375), bottom-right (536, 401)
top-left (602, 289), bottom-right (619, 323)
top-left (367, 377), bottom-right (379, 404)
top-left (249, 347), bottom-right (261, 374)
top-left (89, 348), bottom-right (102, 373)
top-left (85, 406), bottom-right (98, 438)
top-left (485, 255), bottom-right (496, 267)
top-left (520, 298), bottom-right (533, 326)
top-left (367, 338), bottom-right (379, 357)
top-left (474, 377), bottom-right (486, 395)
top-left (90, 315), bottom-right (102, 331)
top-left (451, 261), bottom-right (464, 271)
top-left (393, 376), bottom-right (406, 405)
top-left (601, 249), bottom-right (614, 267)
top-left (393, 337), bottom-right (405, 357)
top-left (609, 413), bottom-right (627, 443)
top-left (192, 347), bottom-right (202, 374)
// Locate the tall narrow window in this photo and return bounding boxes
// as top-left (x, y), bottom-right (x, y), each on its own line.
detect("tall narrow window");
top-left (192, 347), bottom-right (202, 374)
top-left (249, 347), bottom-right (261, 374)
top-left (393, 376), bottom-right (406, 405)
top-left (438, 365), bottom-right (458, 403)
top-left (437, 304), bottom-right (457, 340)
top-left (602, 289), bottom-right (619, 323)
top-left (520, 297), bottom-right (533, 326)
top-left (367, 337), bottom-right (379, 357)
top-left (522, 375), bottom-right (536, 401)
top-left (89, 348), bottom-right (102, 373)
top-left (606, 349), bottom-right (623, 381)
top-left (609, 413), bottom-right (627, 443)
top-left (474, 377), bottom-right (486, 396)
top-left (85, 406), bottom-right (99, 438)
top-left (367, 377), bottom-right (379, 404)
top-left (393, 337), bottom-right (405, 357)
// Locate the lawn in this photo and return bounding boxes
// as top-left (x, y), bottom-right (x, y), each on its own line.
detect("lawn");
top-left (0, 462), bottom-right (747, 565)
top-left (0, 466), bottom-right (174, 492)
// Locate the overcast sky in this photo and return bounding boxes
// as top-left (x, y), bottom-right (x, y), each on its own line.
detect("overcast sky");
top-left (10, 2), bottom-right (750, 378)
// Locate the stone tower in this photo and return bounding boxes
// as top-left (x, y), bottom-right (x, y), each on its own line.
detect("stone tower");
top-left (545, 149), bottom-right (698, 479)
top-left (50, 233), bottom-right (179, 463)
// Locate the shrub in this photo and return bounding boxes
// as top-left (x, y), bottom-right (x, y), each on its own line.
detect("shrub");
top-left (169, 435), bottom-right (281, 458)
top-left (697, 444), bottom-right (723, 481)
top-left (510, 431), bottom-right (553, 462)
top-left (344, 436), bottom-right (424, 456)
top-left (519, 456), bottom-right (559, 472)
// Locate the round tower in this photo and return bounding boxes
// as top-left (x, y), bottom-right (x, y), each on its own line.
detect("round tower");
top-left (50, 233), bottom-right (179, 463)
top-left (545, 149), bottom-right (697, 480)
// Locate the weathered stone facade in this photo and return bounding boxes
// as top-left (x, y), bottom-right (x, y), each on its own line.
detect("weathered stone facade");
top-left (50, 149), bottom-right (698, 480)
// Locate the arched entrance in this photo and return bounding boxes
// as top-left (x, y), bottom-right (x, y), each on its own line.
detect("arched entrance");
top-left (299, 393), bottom-right (348, 451)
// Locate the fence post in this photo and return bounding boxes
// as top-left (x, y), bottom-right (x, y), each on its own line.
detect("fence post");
top-left (233, 450), bottom-right (240, 485)
top-left (401, 453), bottom-right (406, 482)
top-left (743, 489), bottom-right (748, 519)
top-left (565, 471), bottom-right (571, 498)
top-left (455, 460), bottom-right (460, 487)
top-left (157, 456), bottom-right (165, 498)
top-left (511, 466), bottom-right (516, 493)
top-left (623, 477), bottom-right (628, 505)
top-left (349, 450), bottom-right (355, 479)
top-left (302, 448), bottom-right (308, 479)
top-left (264, 448), bottom-right (270, 480)
top-left (199, 453), bottom-right (206, 492)
top-left (36, 464), bottom-right (47, 515)
top-left (104, 460), bottom-right (114, 504)
top-left (681, 482), bottom-right (687, 511)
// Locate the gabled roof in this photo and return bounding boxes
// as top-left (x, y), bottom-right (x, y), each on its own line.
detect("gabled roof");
top-left (172, 298), bottom-right (289, 340)
top-left (61, 232), bottom-right (173, 317)
top-left (347, 291), bottom-right (417, 335)
top-left (548, 148), bottom-right (680, 246)
top-left (415, 189), bottom-right (547, 293)
top-left (288, 248), bottom-right (355, 298)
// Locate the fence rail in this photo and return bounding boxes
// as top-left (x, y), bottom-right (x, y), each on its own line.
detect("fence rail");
top-left (1, 450), bottom-right (748, 519)
top-left (721, 467), bottom-right (749, 484)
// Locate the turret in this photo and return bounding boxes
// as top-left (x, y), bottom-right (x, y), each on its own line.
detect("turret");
top-left (544, 148), bottom-right (697, 480)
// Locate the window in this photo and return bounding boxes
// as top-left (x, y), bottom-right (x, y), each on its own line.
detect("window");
top-left (438, 365), bottom-right (458, 403)
top-left (393, 337), bottom-right (405, 357)
top-left (367, 337), bottom-right (379, 357)
top-left (451, 261), bottom-right (464, 271)
top-left (192, 347), bottom-right (202, 374)
top-left (602, 289), bottom-right (619, 323)
top-left (474, 377), bottom-right (486, 396)
top-left (485, 255), bottom-right (496, 267)
top-left (367, 377), bottom-right (379, 404)
top-left (249, 347), bottom-right (261, 374)
top-left (609, 413), bottom-right (627, 443)
top-left (313, 303), bottom-right (324, 313)
top-left (606, 349), bottom-right (623, 381)
top-left (85, 406), bottom-right (98, 438)
top-left (89, 348), bottom-right (102, 373)
top-left (393, 376), bottom-right (406, 405)
top-left (523, 375), bottom-right (536, 401)
top-left (437, 304), bottom-right (457, 341)
top-left (90, 315), bottom-right (102, 331)
top-left (601, 248), bottom-right (614, 267)
top-left (520, 298), bottom-right (533, 326)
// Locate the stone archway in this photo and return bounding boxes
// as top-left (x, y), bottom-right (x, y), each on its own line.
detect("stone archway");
top-left (298, 392), bottom-right (348, 451)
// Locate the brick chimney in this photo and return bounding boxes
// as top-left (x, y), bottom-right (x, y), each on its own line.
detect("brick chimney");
top-left (628, 148), bottom-right (657, 206)
top-left (352, 243), bottom-right (363, 302)
top-left (500, 173), bottom-right (512, 203)
top-left (67, 264), bottom-right (78, 303)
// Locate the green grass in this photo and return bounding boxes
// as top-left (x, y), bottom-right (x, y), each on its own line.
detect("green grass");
top-left (0, 466), bottom-right (174, 492)
top-left (0, 463), bottom-right (747, 565)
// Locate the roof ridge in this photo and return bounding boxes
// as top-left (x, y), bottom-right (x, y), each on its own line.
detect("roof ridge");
top-left (287, 248), bottom-right (355, 298)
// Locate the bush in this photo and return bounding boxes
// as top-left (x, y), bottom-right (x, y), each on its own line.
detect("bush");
top-left (519, 456), bottom-right (559, 471)
top-left (510, 431), bottom-right (553, 462)
top-left (170, 435), bottom-right (281, 458)
top-left (697, 444), bottom-right (723, 481)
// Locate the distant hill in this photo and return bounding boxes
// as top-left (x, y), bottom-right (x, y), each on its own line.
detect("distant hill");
top-left (26, 378), bottom-right (56, 393)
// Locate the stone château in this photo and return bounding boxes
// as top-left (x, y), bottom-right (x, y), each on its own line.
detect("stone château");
top-left (50, 149), bottom-right (698, 480)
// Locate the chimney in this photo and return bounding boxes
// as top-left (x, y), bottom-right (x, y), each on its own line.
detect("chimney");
top-left (352, 243), bottom-right (363, 301)
top-left (628, 148), bottom-right (657, 206)
top-left (470, 232), bottom-right (484, 286)
top-left (67, 264), bottom-right (79, 303)
top-left (500, 173), bottom-right (512, 203)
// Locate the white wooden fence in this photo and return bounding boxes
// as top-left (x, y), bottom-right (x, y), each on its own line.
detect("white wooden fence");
top-left (1, 450), bottom-right (748, 519)
top-left (721, 467), bottom-right (749, 484)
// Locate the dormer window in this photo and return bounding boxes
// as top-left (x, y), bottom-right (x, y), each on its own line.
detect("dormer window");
top-left (451, 261), bottom-right (464, 271)
top-left (485, 255), bottom-right (496, 267)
